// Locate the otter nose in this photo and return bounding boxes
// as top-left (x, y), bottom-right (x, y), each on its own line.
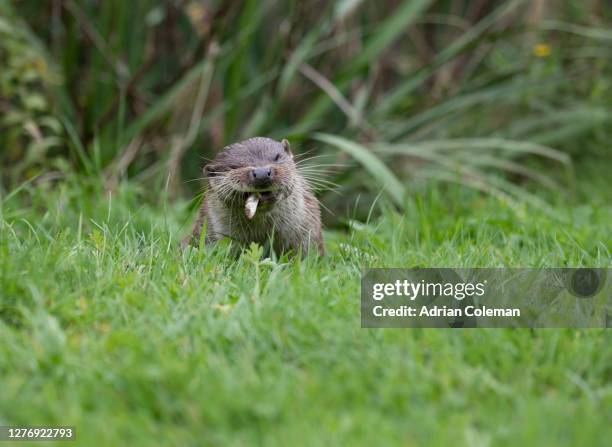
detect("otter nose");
top-left (250, 167), bottom-right (273, 186)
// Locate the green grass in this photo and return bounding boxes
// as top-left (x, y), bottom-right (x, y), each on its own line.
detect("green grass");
top-left (0, 175), bottom-right (610, 447)
top-left (4, 0), bottom-right (612, 198)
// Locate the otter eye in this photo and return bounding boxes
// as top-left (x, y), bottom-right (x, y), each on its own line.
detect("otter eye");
top-left (273, 153), bottom-right (281, 162)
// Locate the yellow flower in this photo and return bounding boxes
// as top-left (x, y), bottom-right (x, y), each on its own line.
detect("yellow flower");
top-left (186, 2), bottom-right (209, 36)
top-left (533, 43), bottom-right (551, 58)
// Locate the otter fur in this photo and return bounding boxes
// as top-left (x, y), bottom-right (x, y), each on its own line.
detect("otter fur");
top-left (183, 137), bottom-right (325, 256)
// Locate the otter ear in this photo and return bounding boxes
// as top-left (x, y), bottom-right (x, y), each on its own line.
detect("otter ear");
top-left (281, 139), bottom-right (292, 157)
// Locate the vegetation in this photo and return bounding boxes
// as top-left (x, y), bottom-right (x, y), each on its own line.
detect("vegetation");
top-left (1, 174), bottom-right (610, 446)
top-left (0, 0), bottom-right (610, 445)
top-left (1, 0), bottom-right (611, 210)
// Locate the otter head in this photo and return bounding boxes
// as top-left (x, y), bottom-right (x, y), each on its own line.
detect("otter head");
top-left (205, 137), bottom-right (297, 212)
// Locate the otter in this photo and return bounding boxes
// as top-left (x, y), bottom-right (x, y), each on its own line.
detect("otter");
top-left (183, 137), bottom-right (325, 255)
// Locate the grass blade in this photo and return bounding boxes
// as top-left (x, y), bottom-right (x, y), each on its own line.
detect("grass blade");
top-left (346, 0), bottom-right (433, 72)
top-left (313, 133), bottom-right (405, 207)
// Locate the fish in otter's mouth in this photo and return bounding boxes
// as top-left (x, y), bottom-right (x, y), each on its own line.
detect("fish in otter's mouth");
top-left (242, 190), bottom-right (281, 219)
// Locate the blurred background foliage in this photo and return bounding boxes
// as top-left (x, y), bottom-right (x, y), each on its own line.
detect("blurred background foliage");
top-left (0, 0), bottom-right (611, 221)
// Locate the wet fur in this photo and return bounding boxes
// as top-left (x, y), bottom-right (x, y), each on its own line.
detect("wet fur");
top-left (183, 137), bottom-right (325, 255)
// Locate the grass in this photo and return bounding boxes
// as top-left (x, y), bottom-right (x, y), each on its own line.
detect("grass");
top-left (4, 0), bottom-right (612, 200)
top-left (0, 172), bottom-right (610, 447)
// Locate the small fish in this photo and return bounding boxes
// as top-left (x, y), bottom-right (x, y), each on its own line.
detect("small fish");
top-left (245, 194), bottom-right (260, 219)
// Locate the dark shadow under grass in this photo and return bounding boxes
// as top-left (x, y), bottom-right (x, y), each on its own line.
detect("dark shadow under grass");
top-left (0, 176), bottom-right (610, 446)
